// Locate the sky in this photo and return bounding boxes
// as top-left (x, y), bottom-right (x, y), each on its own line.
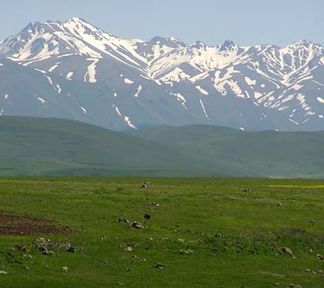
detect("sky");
top-left (0, 0), bottom-right (323, 46)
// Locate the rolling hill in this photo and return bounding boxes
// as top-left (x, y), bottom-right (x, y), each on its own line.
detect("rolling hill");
top-left (129, 125), bottom-right (324, 178)
top-left (0, 116), bottom-right (324, 177)
top-left (0, 116), bottom-right (199, 176)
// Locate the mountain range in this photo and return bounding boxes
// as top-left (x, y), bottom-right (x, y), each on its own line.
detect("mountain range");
top-left (0, 17), bottom-right (323, 131)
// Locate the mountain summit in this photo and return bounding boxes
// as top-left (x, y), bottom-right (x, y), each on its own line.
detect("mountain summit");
top-left (0, 18), bottom-right (323, 131)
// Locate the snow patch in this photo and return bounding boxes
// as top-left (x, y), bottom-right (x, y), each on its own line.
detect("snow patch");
top-left (66, 72), bottom-right (74, 80)
top-left (45, 75), bottom-right (62, 94)
top-left (46, 75), bottom-right (53, 86)
top-left (113, 105), bottom-right (122, 117)
top-left (159, 67), bottom-right (191, 83)
top-left (254, 92), bottom-right (263, 99)
top-left (289, 118), bottom-right (299, 126)
top-left (245, 76), bottom-right (256, 86)
top-left (320, 57), bottom-right (324, 65)
top-left (281, 95), bottom-right (294, 103)
top-left (316, 97), bottom-right (324, 104)
top-left (84, 58), bottom-right (99, 83)
top-left (113, 104), bottom-right (137, 129)
top-left (134, 85), bottom-right (142, 97)
top-left (48, 62), bottom-right (61, 72)
top-left (34, 69), bottom-right (46, 74)
top-left (56, 84), bottom-right (62, 94)
top-left (291, 84), bottom-right (303, 91)
top-left (124, 78), bottom-right (134, 84)
top-left (37, 97), bottom-right (47, 104)
top-left (123, 116), bottom-right (137, 129)
top-left (196, 86), bottom-right (209, 95)
top-left (170, 92), bottom-right (187, 109)
top-left (199, 99), bottom-right (210, 119)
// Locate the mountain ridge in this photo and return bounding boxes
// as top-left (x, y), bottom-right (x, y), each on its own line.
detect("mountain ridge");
top-left (0, 17), bottom-right (323, 131)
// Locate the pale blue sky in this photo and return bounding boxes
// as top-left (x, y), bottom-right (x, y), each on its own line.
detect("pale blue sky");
top-left (0, 0), bottom-right (323, 46)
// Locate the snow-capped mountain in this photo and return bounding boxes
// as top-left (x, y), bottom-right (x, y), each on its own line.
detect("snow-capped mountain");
top-left (0, 17), bottom-right (323, 131)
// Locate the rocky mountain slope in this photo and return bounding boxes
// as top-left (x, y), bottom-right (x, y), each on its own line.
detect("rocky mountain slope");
top-left (0, 17), bottom-right (323, 131)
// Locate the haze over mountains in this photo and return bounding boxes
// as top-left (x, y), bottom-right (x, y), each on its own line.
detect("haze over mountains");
top-left (0, 17), bottom-right (323, 131)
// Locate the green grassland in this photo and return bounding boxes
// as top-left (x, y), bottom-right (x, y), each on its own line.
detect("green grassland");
top-left (0, 177), bottom-right (323, 287)
top-left (1, 116), bottom-right (324, 178)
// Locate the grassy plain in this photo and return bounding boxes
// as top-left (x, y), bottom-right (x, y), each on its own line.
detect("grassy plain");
top-left (0, 177), bottom-right (323, 287)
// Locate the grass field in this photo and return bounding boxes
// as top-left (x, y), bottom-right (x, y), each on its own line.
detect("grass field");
top-left (0, 177), bottom-right (323, 287)
top-left (1, 117), bottom-right (324, 178)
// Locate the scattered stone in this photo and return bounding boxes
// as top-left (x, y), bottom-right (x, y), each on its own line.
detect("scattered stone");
top-left (129, 221), bottom-right (145, 230)
top-left (286, 284), bottom-right (302, 288)
top-left (144, 214), bottom-right (151, 221)
top-left (118, 218), bottom-right (130, 224)
top-left (277, 202), bottom-right (283, 207)
top-left (317, 253), bottom-right (323, 260)
top-left (122, 243), bottom-right (138, 252)
top-left (132, 255), bottom-right (146, 261)
top-left (15, 245), bottom-right (29, 252)
top-left (0, 270), bottom-right (7, 275)
top-left (141, 182), bottom-right (150, 189)
top-left (22, 254), bottom-right (33, 260)
top-left (34, 238), bottom-right (54, 256)
top-left (61, 242), bottom-right (75, 253)
top-left (179, 248), bottom-right (194, 255)
top-left (62, 266), bottom-right (69, 273)
top-left (241, 187), bottom-right (252, 193)
top-left (177, 238), bottom-right (185, 243)
top-left (124, 246), bottom-right (134, 252)
top-left (148, 202), bottom-right (160, 207)
top-left (274, 283), bottom-right (280, 287)
top-left (281, 247), bottom-right (294, 256)
top-left (153, 263), bottom-right (165, 269)
top-left (305, 269), bottom-right (311, 272)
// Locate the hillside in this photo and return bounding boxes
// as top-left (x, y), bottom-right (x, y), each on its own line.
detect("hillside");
top-left (129, 125), bottom-right (324, 178)
top-left (0, 117), bottom-right (198, 176)
top-left (0, 117), bottom-right (324, 177)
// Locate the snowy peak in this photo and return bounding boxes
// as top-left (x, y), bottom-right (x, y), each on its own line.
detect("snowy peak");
top-left (135, 36), bottom-right (185, 63)
top-left (0, 18), bottom-right (323, 132)
top-left (219, 40), bottom-right (236, 51)
top-left (0, 17), bottom-right (146, 69)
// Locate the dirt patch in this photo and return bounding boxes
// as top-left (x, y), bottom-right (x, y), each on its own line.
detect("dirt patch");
top-left (0, 212), bottom-right (72, 236)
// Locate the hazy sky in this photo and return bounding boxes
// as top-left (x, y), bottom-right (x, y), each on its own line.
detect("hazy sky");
top-left (0, 0), bottom-right (323, 46)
